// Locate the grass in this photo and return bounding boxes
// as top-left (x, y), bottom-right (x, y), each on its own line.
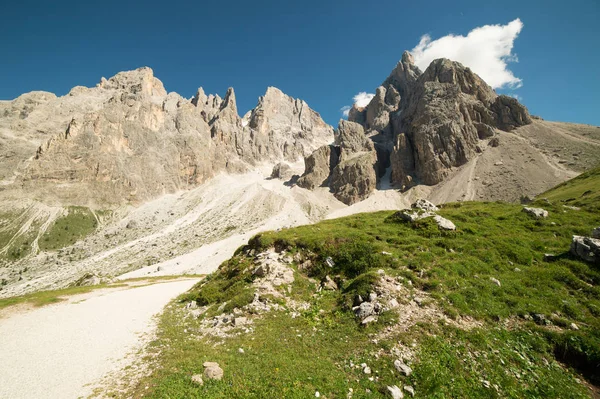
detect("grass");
top-left (538, 165), bottom-right (600, 212)
top-left (124, 169), bottom-right (600, 398)
top-left (39, 206), bottom-right (98, 251)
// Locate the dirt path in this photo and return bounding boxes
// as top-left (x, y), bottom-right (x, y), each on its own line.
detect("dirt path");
top-left (0, 278), bottom-right (199, 399)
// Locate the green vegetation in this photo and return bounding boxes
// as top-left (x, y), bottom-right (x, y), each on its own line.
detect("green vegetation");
top-left (126, 171), bottom-right (600, 398)
top-left (539, 165), bottom-right (600, 212)
top-left (39, 206), bottom-right (98, 251)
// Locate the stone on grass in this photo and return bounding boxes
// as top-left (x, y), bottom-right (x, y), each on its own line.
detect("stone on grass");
top-left (411, 199), bottom-right (439, 212)
top-left (322, 275), bottom-right (338, 290)
top-left (397, 209), bottom-right (433, 222)
top-left (490, 277), bottom-right (501, 287)
top-left (522, 207), bottom-right (548, 218)
top-left (387, 385), bottom-right (404, 399)
top-left (571, 235), bottom-right (600, 264)
top-left (354, 301), bottom-right (375, 319)
top-left (191, 374), bottom-right (204, 386)
top-left (394, 359), bottom-right (412, 376)
top-left (433, 215), bottom-right (456, 230)
top-left (404, 386), bottom-right (415, 397)
top-left (203, 362), bottom-right (224, 380)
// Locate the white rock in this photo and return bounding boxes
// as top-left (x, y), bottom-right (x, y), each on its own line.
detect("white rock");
top-left (433, 215), bottom-right (456, 230)
top-left (394, 359), bottom-right (412, 376)
top-left (411, 199), bottom-right (439, 211)
top-left (523, 207), bottom-right (548, 218)
top-left (191, 374), bottom-right (204, 386)
top-left (387, 385), bottom-right (404, 399)
top-left (404, 386), bottom-right (415, 397)
top-left (490, 277), bottom-right (501, 287)
top-left (203, 361), bottom-right (224, 380)
top-left (363, 366), bottom-right (372, 374)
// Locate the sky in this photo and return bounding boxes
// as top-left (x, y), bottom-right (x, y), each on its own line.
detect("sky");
top-left (1, 0), bottom-right (599, 126)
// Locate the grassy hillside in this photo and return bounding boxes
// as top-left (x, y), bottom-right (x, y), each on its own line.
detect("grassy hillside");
top-left (538, 166), bottom-right (600, 213)
top-left (125, 173), bottom-right (600, 398)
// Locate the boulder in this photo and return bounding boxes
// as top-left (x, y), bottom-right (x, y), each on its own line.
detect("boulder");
top-left (354, 301), bottom-right (375, 319)
top-left (592, 227), bottom-right (600, 239)
top-left (411, 199), bottom-right (439, 212)
top-left (433, 215), bottom-right (456, 230)
top-left (387, 385), bottom-right (404, 399)
top-left (321, 275), bottom-right (338, 291)
top-left (570, 235), bottom-right (600, 264)
top-left (393, 359), bottom-right (412, 376)
top-left (203, 362), bottom-right (224, 380)
top-left (191, 374), bottom-right (204, 386)
top-left (396, 209), bottom-right (433, 222)
top-left (270, 162), bottom-right (292, 180)
top-left (523, 207), bottom-right (549, 218)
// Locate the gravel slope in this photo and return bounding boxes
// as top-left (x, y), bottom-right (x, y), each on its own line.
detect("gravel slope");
top-left (0, 278), bottom-right (199, 399)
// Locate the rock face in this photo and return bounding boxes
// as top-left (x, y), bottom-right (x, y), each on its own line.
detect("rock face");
top-left (296, 145), bottom-right (339, 190)
top-left (298, 120), bottom-right (377, 204)
top-left (1, 68), bottom-right (333, 205)
top-left (348, 51), bottom-right (532, 189)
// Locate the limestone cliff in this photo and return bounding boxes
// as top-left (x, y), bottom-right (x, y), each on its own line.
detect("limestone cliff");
top-left (0, 67), bottom-right (333, 205)
top-left (346, 51), bottom-right (532, 189)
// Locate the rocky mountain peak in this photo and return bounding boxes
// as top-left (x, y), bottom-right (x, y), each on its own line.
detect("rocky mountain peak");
top-left (420, 58), bottom-right (497, 104)
top-left (0, 68), bottom-right (334, 205)
top-left (98, 66), bottom-right (167, 98)
top-left (302, 50), bottom-right (534, 200)
top-left (382, 51), bottom-right (422, 99)
top-left (401, 50), bottom-right (414, 64)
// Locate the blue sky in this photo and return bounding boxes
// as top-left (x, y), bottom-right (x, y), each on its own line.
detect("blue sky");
top-left (1, 0), bottom-right (599, 126)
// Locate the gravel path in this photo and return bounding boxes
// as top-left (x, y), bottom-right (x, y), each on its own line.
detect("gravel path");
top-left (0, 278), bottom-right (199, 399)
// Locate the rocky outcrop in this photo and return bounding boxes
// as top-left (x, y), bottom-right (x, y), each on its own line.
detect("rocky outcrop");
top-left (330, 151), bottom-right (377, 205)
top-left (296, 146), bottom-right (339, 190)
top-left (270, 162), bottom-right (293, 180)
top-left (348, 51), bottom-right (532, 188)
top-left (2, 68), bottom-right (333, 205)
top-left (571, 236), bottom-right (600, 264)
top-left (298, 120), bottom-right (377, 205)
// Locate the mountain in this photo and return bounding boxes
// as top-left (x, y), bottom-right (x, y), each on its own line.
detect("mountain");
top-left (0, 68), bottom-right (333, 206)
top-left (0, 54), bottom-right (599, 298)
top-left (297, 51), bottom-right (600, 205)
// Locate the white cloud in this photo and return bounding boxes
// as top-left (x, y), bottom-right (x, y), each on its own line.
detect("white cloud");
top-left (353, 92), bottom-right (375, 107)
top-left (340, 92), bottom-right (375, 118)
top-left (411, 19), bottom-right (524, 89)
top-left (340, 105), bottom-right (352, 117)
